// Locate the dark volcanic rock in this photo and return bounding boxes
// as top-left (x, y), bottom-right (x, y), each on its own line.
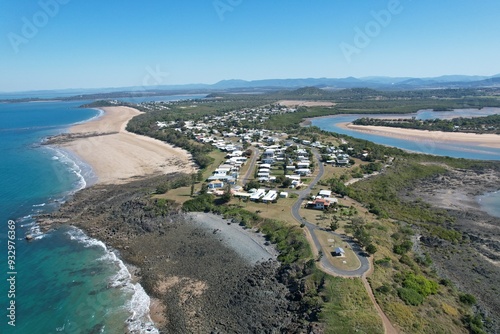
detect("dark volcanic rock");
top-left (44, 174), bottom-right (315, 333)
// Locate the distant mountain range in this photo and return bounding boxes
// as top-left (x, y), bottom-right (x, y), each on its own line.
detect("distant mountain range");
top-left (206, 74), bottom-right (500, 90)
top-left (2, 74), bottom-right (500, 100)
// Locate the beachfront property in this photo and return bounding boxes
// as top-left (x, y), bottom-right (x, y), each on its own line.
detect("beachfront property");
top-left (208, 180), bottom-right (224, 190)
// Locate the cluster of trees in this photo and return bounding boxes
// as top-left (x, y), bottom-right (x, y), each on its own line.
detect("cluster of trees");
top-left (353, 114), bottom-right (500, 134)
top-left (126, 109), bottom-right (215, 168)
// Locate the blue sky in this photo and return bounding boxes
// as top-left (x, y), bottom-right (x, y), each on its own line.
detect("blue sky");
top-left (1, 0), bottom-right (499, 92)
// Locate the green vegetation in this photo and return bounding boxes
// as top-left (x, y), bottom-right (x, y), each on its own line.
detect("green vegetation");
top-left (319, 276), bottom-right (384, 334)
top-left (459, 293), bottom-right (477, 306)
top-left (353, 114), bottom-right (500, 134)
top-left (182, 196), bottom-right (311, 264)
top-left (347, 161), bottom-right (462, 242)
top-left (401, 273), bottom-right (439, 298)
top-left (154, 173), bottom-right (193, 194)
top-left (397, 287), bottom-right (424, 306)
top-left (105, 87), bottom-right (500, 333)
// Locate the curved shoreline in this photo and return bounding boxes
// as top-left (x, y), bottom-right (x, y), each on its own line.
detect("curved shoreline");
top-left (44, 105), bottom-right (284, 332)
top-left (341, 122), bottom-right (500, 149)
top-left (57, 106), bottom-right (195, 185)
top-left (43, 105), bottom-right (195, 331)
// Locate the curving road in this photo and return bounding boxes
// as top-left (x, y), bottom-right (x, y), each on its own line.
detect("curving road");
top-left (291, 149), bottom-right (370, 277)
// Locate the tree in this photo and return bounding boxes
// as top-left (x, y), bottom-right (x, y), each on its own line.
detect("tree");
top-left (282, 178), bottom-right (292, 188)
top-left (330, 219), bottom-right (339, 232)
top-left (220, 183), bottom-right (232, 203)
top-left (366, 244), bottom-right (377, 255)
top-left (354, 225), bottom-right (371, 248)
top-left (245, 180), bottom-right (260, 191)
top-left (200, 183), bottom-right (208, 195)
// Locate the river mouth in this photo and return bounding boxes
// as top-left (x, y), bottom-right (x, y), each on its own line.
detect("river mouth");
top-left (311, 108), bottom-right (500, 160)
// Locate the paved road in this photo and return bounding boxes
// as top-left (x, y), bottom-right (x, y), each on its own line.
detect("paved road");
top-left (241, 147), bottom-right (259, 185)
top-left (291, 149), bottom-right (370, 277)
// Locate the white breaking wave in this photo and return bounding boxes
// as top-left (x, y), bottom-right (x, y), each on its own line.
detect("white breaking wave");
top-left (67, 227), bottom-right (159, 334)
top-left (71, 108), bottom-right (104, 126)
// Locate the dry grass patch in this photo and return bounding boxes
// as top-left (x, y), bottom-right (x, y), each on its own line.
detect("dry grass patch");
top-left (231, 197), bottom-right (296, 223)
top-left (315, 230), bottom-right (361, 271)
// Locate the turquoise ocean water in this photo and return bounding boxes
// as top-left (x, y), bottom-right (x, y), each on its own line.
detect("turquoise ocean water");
top-left (0, 100), bottom-right (497, 333)
top-left (0, 101), bottom-right (157, 333)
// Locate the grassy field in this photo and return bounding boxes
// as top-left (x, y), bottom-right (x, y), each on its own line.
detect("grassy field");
top-left (315, 230), bottom-right (361, 271)
top-left (318, 275), bottom-right (384, 334)
top-left (229, 196), bottom-right (297, 224)
top-left (155, 150), bottom-right (227, 204)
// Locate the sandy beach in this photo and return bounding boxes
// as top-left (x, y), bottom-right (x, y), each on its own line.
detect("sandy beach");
top-left (59, 106), bottom-right (194, 184)
top-left (342, 122), bottom-right (500, 149)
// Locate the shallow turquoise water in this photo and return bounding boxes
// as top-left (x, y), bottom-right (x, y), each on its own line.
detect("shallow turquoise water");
top-left (0, 101), bottom-right (155, 333)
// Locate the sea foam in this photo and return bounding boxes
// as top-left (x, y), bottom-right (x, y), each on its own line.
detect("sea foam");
top-left (67, 228), bottom-right (159, 333)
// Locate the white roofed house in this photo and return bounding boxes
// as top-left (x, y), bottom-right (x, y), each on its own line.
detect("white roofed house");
top-left (262, 149), bottom-right (275, 158)
top-left (208, 180), bottom-right (224, 190)
top-left (318, 190), bottom-right (332, 198)
top-left (286, 175), bottom-right (301, 181)
top-left (295, 168), bottom-right (311, 176)
top-left (262, 190), bottom-right (278, 203)
top-left (250, 189), bottom-right (267, 201)
top-left (297, 161), bottom-right (310, 169)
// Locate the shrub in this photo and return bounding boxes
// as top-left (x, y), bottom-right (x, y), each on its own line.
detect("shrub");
top-left (375, 257), bottom-right (391, 267)
top-left (182, 194), bottom-right (214, 212)
top-left (462, 314), bottom-right (486, 334)
top-left (376, 285), bottom-right (391, 294)
top-left (398, 288), bottom-right (424, 306)
top-left (366, 244), bottom-right (377, 255)
top-left (459, 293), bottom-right (477, 306)
top-left (402, 273), bottom-right (438, 297)
top-left (393, 240), bottom-right (413, 255)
